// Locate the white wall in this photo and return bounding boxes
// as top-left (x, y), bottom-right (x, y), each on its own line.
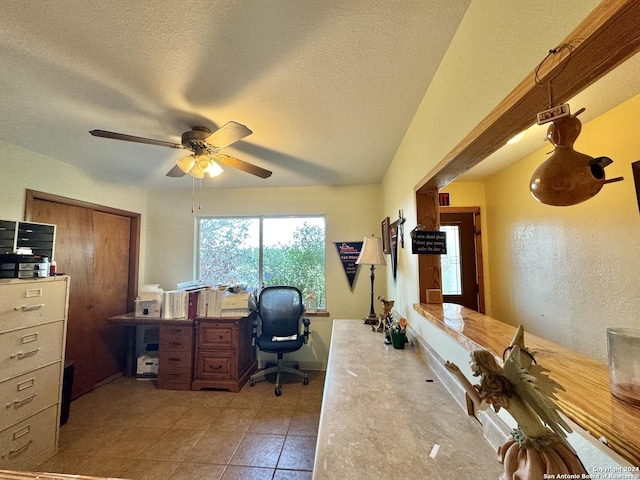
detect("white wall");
top-left (0, 140), bottom-right (148, 273)
top-left (145, 184), bottom-right (384, 369)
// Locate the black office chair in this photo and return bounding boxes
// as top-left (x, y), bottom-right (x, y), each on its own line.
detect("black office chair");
top-left (249, 286), bottom-right (310, 396)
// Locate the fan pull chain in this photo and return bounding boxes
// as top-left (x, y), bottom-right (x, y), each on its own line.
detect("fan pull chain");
top-left (191, 176), bottom-right (196, 214)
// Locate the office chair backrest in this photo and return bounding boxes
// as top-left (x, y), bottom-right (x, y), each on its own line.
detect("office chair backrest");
top-left (258, 286), bottom-right (304, 337)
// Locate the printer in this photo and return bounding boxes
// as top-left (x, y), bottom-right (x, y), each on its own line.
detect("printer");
top-left (134, 284), bottom-right (163, 317)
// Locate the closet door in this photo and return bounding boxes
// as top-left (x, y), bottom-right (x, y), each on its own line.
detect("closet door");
top-left (25, 192), bottom-right (139, 398)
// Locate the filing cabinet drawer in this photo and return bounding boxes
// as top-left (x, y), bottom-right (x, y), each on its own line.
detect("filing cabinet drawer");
top-left (0, 404), bottom-right (57, 470)
top-left (198, 323), bottom-right (235, 350)
top-left (0, 321), bottom-right (64, 382)
top-left (158, 366), bottom-right (192, 391)
top-left (196, 352), bottom-right (236, 380)
top-left (0, 278), bottom-right (68, 333)
top-left (0, 363), bottom-right (60, 428)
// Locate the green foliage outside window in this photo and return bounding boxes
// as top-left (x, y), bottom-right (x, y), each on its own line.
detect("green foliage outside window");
top-left (198, 216), bottom-right (326, 308)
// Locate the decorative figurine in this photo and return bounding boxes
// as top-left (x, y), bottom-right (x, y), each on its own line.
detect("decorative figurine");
top-left (375, 295), bottom-right (394, 334)
top-left (444, 325), bottom-right (587, 479)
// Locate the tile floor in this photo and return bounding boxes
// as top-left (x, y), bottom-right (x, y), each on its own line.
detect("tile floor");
top-left (35, 370), bottom-right (325, 480)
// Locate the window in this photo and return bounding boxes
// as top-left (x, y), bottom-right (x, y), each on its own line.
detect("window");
top-left (197, 216), bottom-right (326, 308)
top-left (439, 224), bottom-right (462, 295)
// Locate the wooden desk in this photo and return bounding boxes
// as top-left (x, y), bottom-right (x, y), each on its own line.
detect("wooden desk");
top-left (107, 313), bottom-right (257, 392)
top-left (107, 313), bottom-right (193, 379)
top-left (414, 302), bottom-right (640, 468)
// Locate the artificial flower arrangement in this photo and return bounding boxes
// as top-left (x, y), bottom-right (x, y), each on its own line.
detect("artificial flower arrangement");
top-left (390, 317), bottom-right (407, 335)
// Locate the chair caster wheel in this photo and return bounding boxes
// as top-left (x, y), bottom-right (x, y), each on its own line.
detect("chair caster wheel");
top-left (275, 387), bottom-right (282, 396)
top-left (303, 376), bottom-right (309, 385)
top-left (249, 378), bottom-right (255, 387)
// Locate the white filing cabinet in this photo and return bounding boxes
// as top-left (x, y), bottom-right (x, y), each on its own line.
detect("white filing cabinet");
top-left (0, 276), bottom-right (69, 470)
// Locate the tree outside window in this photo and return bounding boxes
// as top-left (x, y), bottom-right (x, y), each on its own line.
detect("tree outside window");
top-left (198, 216), bottom-right (326, 308)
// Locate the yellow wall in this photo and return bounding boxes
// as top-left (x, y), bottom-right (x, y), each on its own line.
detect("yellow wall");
top-left (480, 94), bottom-right (640, 363)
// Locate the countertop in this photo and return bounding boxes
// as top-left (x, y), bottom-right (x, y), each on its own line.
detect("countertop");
top-left (313, 319), bottom-right (503, 479)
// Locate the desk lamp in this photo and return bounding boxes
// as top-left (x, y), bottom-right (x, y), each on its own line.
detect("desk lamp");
top-left (356, 235), bottom-right (386, 325)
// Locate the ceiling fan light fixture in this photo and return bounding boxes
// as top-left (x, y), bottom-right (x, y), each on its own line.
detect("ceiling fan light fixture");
top-left (176, 155), bottom-right (196, 174)
top-left (207, 157), bottom-right (224, 178)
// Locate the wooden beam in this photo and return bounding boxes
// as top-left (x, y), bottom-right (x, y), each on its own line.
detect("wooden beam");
top-left (416, 0), bottom-right (640, 192)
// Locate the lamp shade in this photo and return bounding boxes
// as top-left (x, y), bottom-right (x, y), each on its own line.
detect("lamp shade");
top-left (356, 235), bottom-right (386, 266)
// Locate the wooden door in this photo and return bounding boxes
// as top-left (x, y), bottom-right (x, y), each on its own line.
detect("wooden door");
top-left (440, 211), bottom-right (483, 312)
top-left (25, 192), bottom-right (139, 398)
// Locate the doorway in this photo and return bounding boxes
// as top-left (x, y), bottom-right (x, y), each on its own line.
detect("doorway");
top-left (440, 208), bottom-right (485, 313)
top-left (24, 190), bottom-right (140, 398)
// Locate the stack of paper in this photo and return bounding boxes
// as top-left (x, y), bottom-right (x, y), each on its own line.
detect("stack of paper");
top-left (220, 292), bottom-right (252, 317)
top-left (197, 288), bottom-right (223, 317)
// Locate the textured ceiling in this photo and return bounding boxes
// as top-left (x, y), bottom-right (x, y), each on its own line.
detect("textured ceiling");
top-left (2, 1), bottom-right (638, 191)
top-left (0, 0), bottom-right (470, 191)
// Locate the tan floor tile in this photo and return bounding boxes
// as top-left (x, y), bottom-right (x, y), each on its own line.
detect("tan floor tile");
top-left (136, 404), bottom-right (191, 428)
top-left (184, 429), bottom-right (245, 464)
top-left (34, 452), bottom-right (92, 476)
top-left (221, 465), bottom-right (275, 480)
top-left (69, 455), bottom-right (138, 478)
top-left (168, 462), bottom-right (226, 480)
top-left (120, 459), bottom-right (181, 480)
top-left (295, 393), bottom-right (323, 413)
top-left (273, 470), bottom-right (313, 480)
top-left (277, 435), bottom-right (316, 471)
top-left (287, 411), bottom-right (320, 436)
top-left (95, 426), bottom-right (169, 459)
top-left (173, 406), bottom-right (224, 429)
top-left (229, 433), bottom-right (285, 468)
top-left (188, 390), bottom-right (237, 408)
top-left (211, 407), bottom-right (258, 432)
top-left (57, 423), bottom-right (129, 455)
top-left (249, 409), bottom-right (292, 435)
top-left (227, 393), bottom-right (264, 409)
top-left (140, 428), bottom-right (206, 461)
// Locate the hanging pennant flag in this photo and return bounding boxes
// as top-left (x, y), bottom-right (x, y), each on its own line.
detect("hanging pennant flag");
top-left (334, 242), bottom-right (363, 290)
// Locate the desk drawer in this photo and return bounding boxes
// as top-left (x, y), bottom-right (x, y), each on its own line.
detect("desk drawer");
top-left (0, 404), bottom-right (57, 470)
top-left (0, 363), bottom-right (60, 429)
top-left (198, 323), bottom-right (235, 350)
top-left (0, 279), bottom-right (67, 333)
top-left (0, 322), bottom-right (64, 382)
top-left (159, 325), bottom-right (193, 353)
top-left (196, 352), bottom-right (236, 380)
top-left (159, 352), bottom-right (192, 370)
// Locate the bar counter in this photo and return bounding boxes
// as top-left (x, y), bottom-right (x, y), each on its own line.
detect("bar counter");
top-left (413, 302), bottom-right (640, 467)
top-left (313, 319), bottom-right (503, 479)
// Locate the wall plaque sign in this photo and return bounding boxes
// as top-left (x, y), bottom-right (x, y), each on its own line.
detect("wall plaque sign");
top-left (411, 230), bottom-right (447, 255)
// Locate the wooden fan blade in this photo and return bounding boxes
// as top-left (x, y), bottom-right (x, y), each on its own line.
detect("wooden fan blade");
top-left (166, 165), bottom-right (187, 177)
top-left (90, 130), bottom-right (183, 149)
top-left (218, 155), bottom-right (272, 179)
top-left (205, 121), bottom-right (252, 148)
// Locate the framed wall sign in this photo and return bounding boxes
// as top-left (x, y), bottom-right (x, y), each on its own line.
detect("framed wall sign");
top-left (381, 217), bottom-right (391, 254)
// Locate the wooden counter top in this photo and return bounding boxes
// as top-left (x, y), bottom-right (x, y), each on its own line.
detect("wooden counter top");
top-left (414, 302), bottom-right (640, 467)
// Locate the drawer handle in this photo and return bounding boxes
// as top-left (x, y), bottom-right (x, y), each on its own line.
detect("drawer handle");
top-left (15, 303), bottom-right (45, 312)
top-left (169, 341), bottom-right (182, 347)
top-left (168, 357), bottom-right (181, 362)
top-left (10, 347), bottom-right (40, 360)
top-left (8, 440), bottom-right (33, 458)
top-left (25, 288), bottom-right (43, 298)
top-left (7, 393), bottom-right (37, 409)
top-left (21, 332), bottom-right (39, 344)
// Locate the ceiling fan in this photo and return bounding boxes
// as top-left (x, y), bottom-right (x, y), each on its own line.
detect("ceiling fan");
top-left (89, 121), bottom-right (272, 179)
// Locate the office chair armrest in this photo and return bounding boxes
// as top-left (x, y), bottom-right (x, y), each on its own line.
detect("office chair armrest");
top-left (249, 311), bottom-right (259, 347)
top-left (302, 317), bottom-right (310, 344)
